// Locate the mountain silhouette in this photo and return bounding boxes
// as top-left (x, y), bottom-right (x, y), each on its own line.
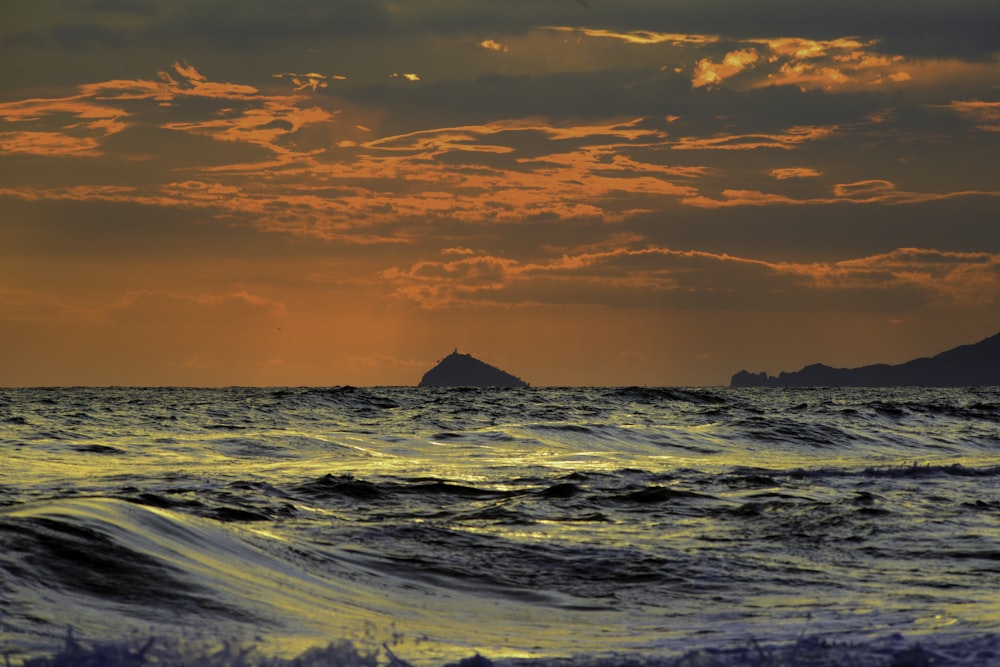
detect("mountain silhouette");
top-left (418, 350), bottom-right (529, 388)
top-left (732, 332), bottom-right (1000, 387)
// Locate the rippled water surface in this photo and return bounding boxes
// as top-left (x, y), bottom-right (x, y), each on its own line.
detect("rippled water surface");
top-left (2, 386), bottom-right (999, 665)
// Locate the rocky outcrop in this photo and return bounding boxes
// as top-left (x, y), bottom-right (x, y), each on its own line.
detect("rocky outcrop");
top-left (418, 350), bottom-right (529, 388)
top-left (731, 332), bottom-right (1000, 387)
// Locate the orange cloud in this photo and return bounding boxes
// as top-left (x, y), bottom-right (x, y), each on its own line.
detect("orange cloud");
top-left (0, 185), bottom-right (139, 203)
top-left (171, 60), bottom-right (207, 84)
top-left (480, 39), bottom-right (508, 53)
top-left (753, 36), bottom-right (901, 89)
top-left (519, 28), bottom-right (976, 94)
top-left (941, 100), bottom-right (1000, 132)
top-left (71, 61), bottom-right (258, 105)
top-left (0, 131), bottom-right (102, 157)
top-left (692, 48), bottom-right (759, 88)
top-left (162, 102), bottom-right (333, 148)
top-left (787, 248), bottom-right (1000, 306)
top-left (0, 95), bottom-right (128, 157)
top-left (382, 246), bottom-right (774, 308)
top-left (0, 96), bottom-right (128, 126)
top-left (832, 180), bottom-right (897, 199)
top-left (273, 71), bottom-right (345, 92)
top-left (682, 189), bottom-right (801, 208)
top-left (684, 179), bottom-right (1000, 208)
top-left (153, 61), bottom-right (259, 101)
top-left (383, 244), bottom-right (1000, 311)
top-left (365, 117), bottom-right (666, 153)
top-left (364, 128), bottom-right (516, 155)
top-left (546, 26), bottom-right (719, 46)
top-left (0, 61), bottom-right (321, 161)
top-left (764, 61), bottom-right (851, 90)
top-left (672, 125), bottom-right (838, 150)
top-left (2, 62), bottom-right (993, 247)
top-left (770, 167), bottom-right (822, 179)
top-left (755, 37), bottom-right (872, 60)
top-left (683, 35), bottom-right (915, 91)
top-left (542, 27), bottom-right (916, 94)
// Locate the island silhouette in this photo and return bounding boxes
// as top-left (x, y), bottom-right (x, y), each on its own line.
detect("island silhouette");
top-left (418, 350), bottom-right (529, 388)
top-left (732, 331), bottom-right (1000, 387)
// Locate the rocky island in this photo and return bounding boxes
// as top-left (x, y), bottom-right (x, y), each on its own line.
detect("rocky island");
top-left (732, 331), bottom-right (1000, 387)
top-left (418, 350), bottom-right (529, 388)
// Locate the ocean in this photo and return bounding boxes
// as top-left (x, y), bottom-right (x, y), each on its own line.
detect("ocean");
top-left (2, 386), bottom-right (999, 666)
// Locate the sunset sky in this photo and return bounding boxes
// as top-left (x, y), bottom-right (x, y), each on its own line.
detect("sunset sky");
top-left (2, 1), bottom-right (999, 386)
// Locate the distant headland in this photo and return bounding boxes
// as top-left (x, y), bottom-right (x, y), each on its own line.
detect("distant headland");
top-left (732, 331), bottom-right (1000, 387)
top-left (418, 350), bottom-right (529, 388)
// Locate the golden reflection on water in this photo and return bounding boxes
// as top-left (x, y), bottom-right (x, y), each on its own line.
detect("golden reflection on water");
top-left (4, 387), bottom-right (1000, 663)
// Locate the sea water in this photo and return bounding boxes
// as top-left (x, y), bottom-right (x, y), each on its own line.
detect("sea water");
top-left (2, 386), bottom-right (999, 665)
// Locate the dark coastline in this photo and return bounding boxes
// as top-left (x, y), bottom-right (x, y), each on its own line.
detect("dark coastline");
top-left (732, 332), bottom-right (1000, 387)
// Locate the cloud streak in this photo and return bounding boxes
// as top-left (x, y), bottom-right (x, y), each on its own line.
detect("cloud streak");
top-left (383, 245), bottom-right (1000, 311)
top-left (684, 180), bottom-right (1000, 209)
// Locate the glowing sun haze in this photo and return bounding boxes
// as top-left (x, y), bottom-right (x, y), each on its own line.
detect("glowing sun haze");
top-left (1, 0), bottom-right (998, 386)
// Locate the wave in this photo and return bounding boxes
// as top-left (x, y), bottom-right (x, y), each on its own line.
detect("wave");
top-left (5, 386), bottom-right (997, 457)
top-left (4, 387), bottom-right (1000, 666)
top-left (16, 630), bottom-right (1000, 667)
top-left (0, 497), bottom-right (395, 655)
top-left (607, 386), bottom-right (732, 405)
top-left (0, 497), bottom-right (636, 663)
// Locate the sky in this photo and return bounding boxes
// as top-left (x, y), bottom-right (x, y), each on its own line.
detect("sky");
top-left (1, 0), bottom-right (999, 387)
